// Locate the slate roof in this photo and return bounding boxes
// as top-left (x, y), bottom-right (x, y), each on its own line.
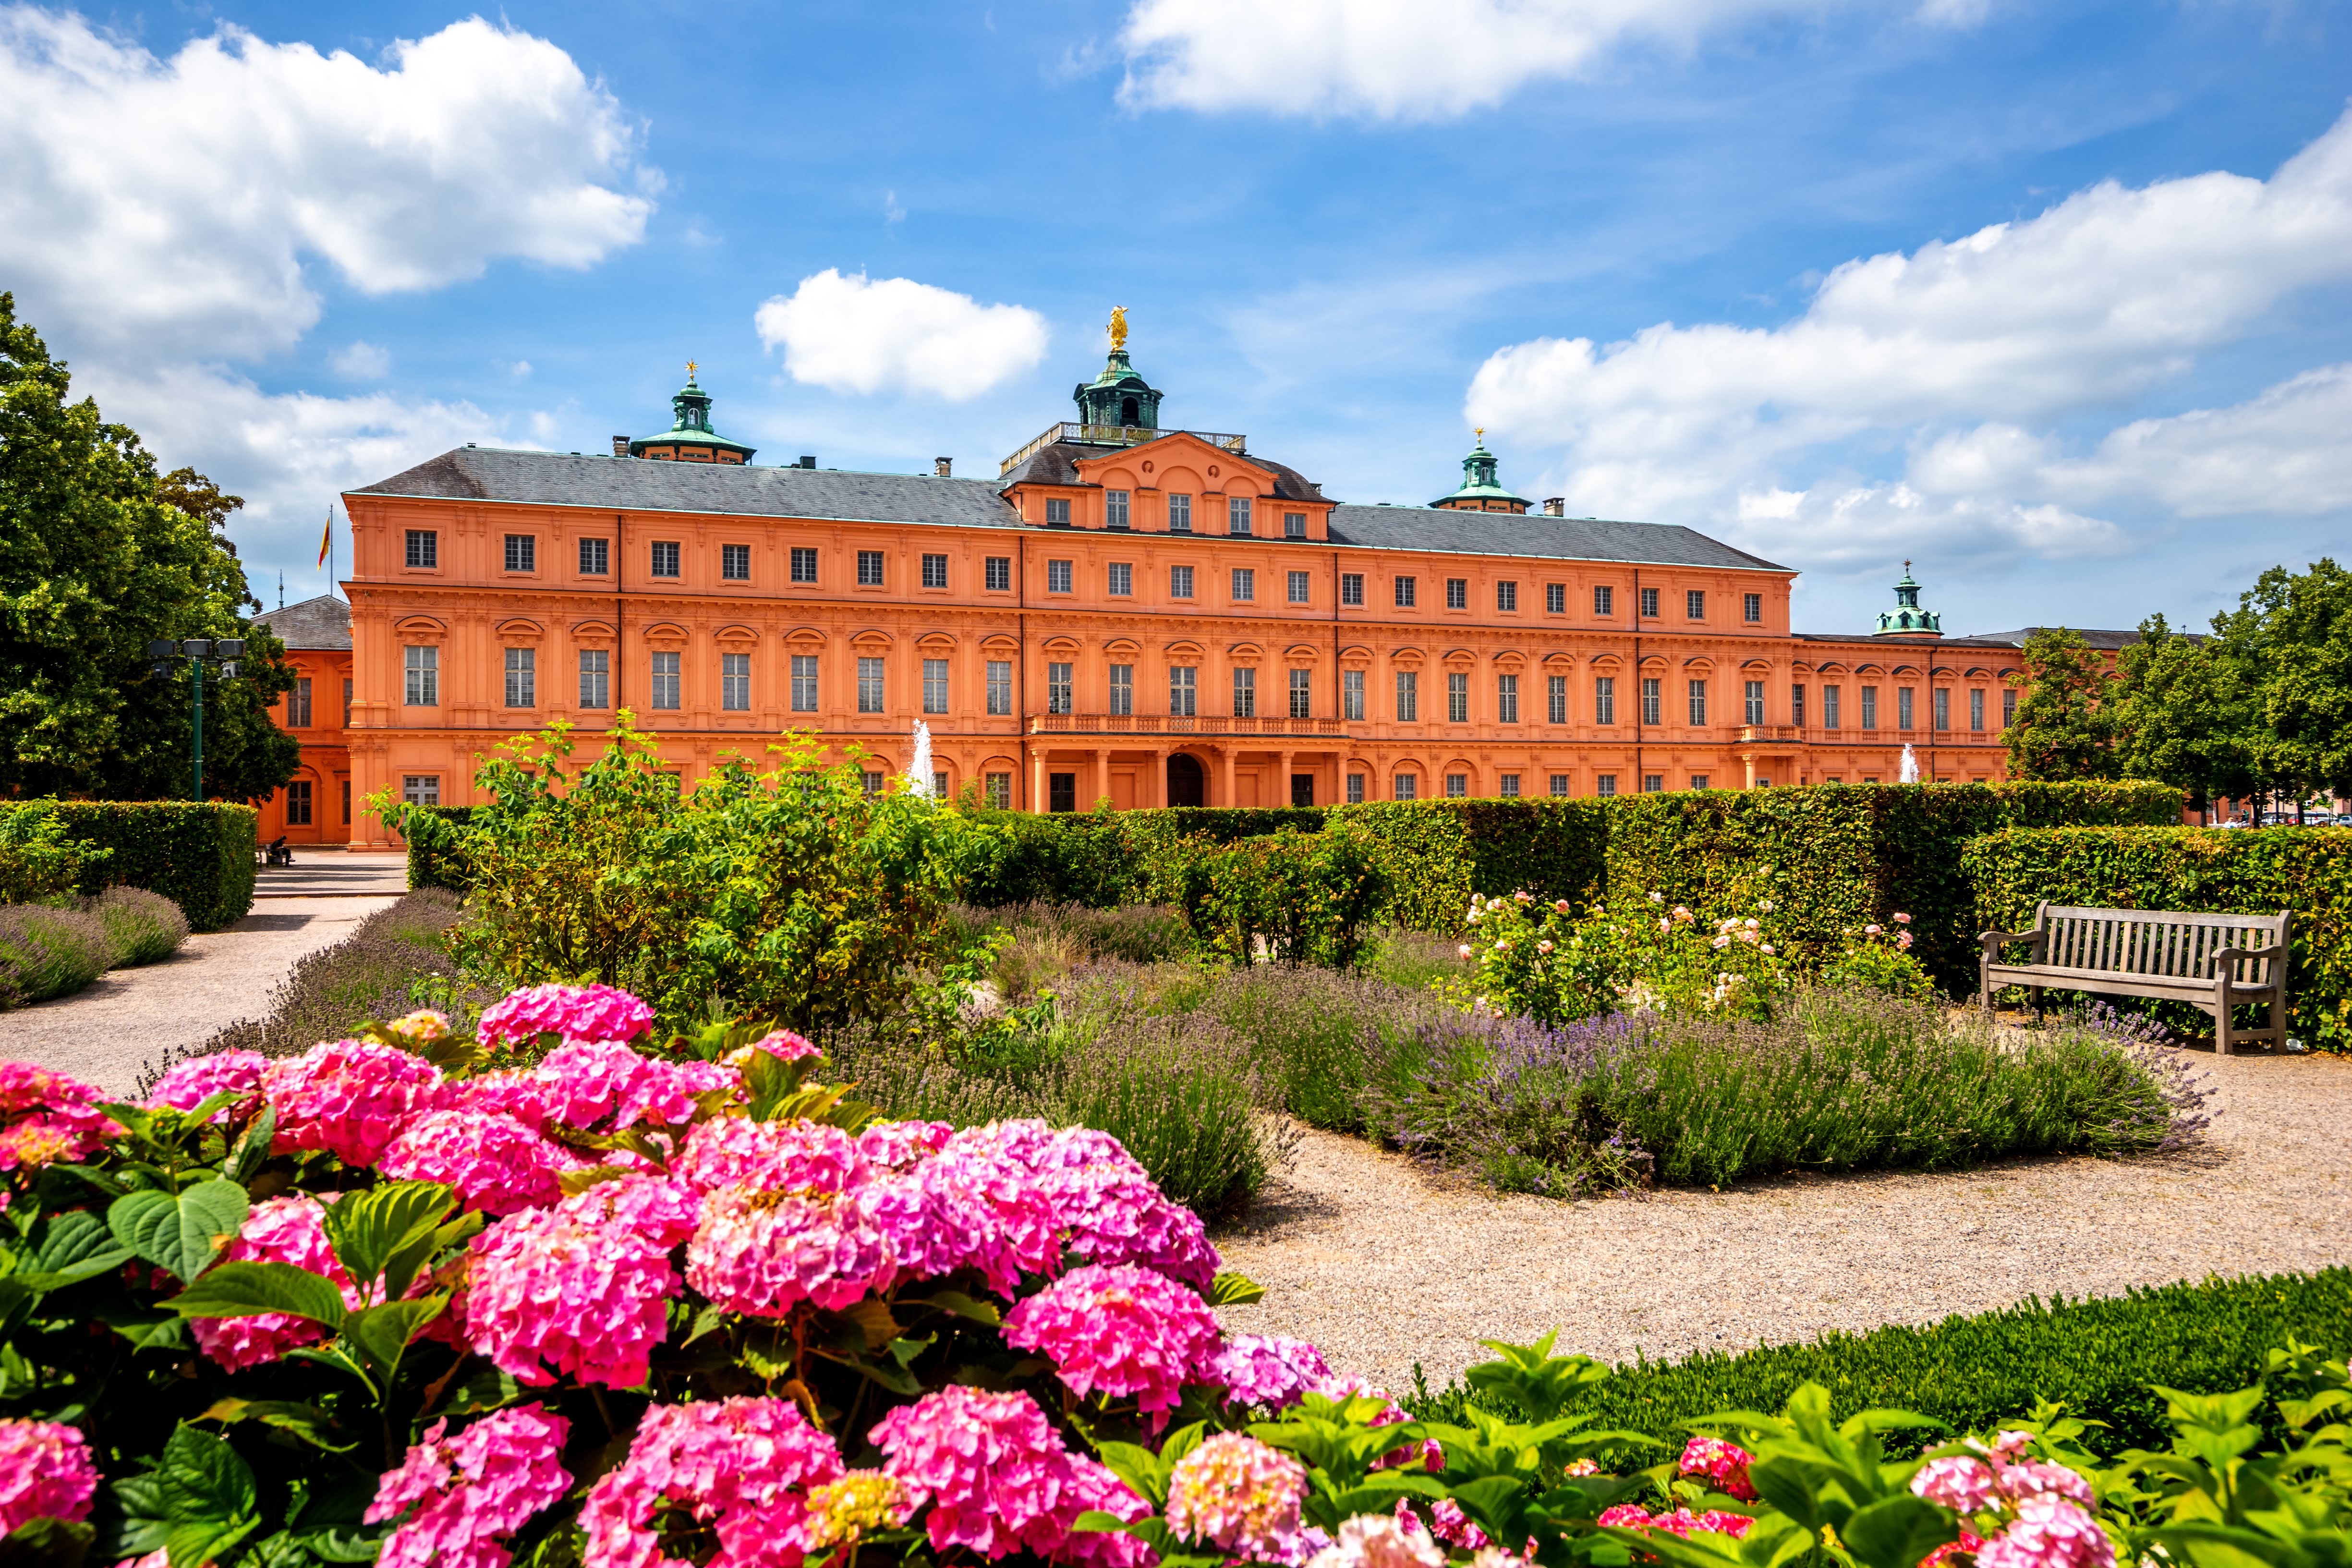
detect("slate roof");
top-left (1965, 627), bottom-right (2150, 650)
top-left (251, 594), bottom-right (351, 651)
top-left (1793, 631), bottom-right (2041, 650)
top-left (1326, 504), bottom-right (1791, 572)
top-left (997, 438), bottom-right (1327, 502)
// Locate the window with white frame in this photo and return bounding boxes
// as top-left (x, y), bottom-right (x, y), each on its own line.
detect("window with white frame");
top-left (1446, 578), bottom-right (1468, 609)
top-left (1047, 662), bottom-right (1072, 714)
top-left (1169, 666), bottom-right (1197, 716)
top-left (403, 645), bottom-right (438, 706)
top-left (405, 530), bottom-right (437, 569)
top-left (857, 550), bottom-right (885, 586)
top-left (791, 655), bottom-right (819, 712)
top-left (1549, 774), bottom-right (1570, 796)
top-left (1347, 773), bottom-right (1365, 804)
top-left (1971, 689), bottom-right (1985, 731)
top-left (1686, 589), bottom-right (1706, 620)
top-left (722, 543), bottom-right (750, 581)
top-left (1045, 498), bottom-right (1070, 527)
top-left (1594, 676), bottom-right (1613, 725)
top-left (723, 653), bottom-right (750, 711)
top-left (1047, 559), bottom-right (1073, 594)
top-left (650, 651), bottom-right (680, 710)
top-left (1745, 680), bottom-right (1766, 725)
top-left (984, 556), bottom-right (1011, 591)
top-left (1499, 773), bottom-right (1520, 797)
top-left (580, 537), bottom-right (609, 575)
top-left (579, 650), bottom-right (609, 709)
top-left (1446, 773), bottom-right (1467, 798)
top-left (923, 658), bottom-right (948, 715)
top-left (1170, 565), bottom-right (1195, 598)
top-left (1110, 664), bottom-right (1134, 716)
top-left (1641, 678), bottom-right (1661, 726)
top-left (1497, 673), bottom-right (1518, 722)
top-left (858, 656), bottom-right (885, 713)
top-left (1394, 773), bottom-right (1417, 801)
top-left (651, 541), bottom-right (680, 578)
top-left (288, 677), bottom-right (312, 728)
top-left (1688, 679), bottom-right (1708, 726)
top-left (1288, 668), bottom-right (1311, 719)
top-left (1745, 592), bottom-right (1763, 623)
top-left (1167, 494), bottom-right (1192, 532)
top-left (1448, 671), bottom-right (1469, 723)
top-left (986, 660), bottom-right (1011, 716)
top-left (1343, 669), bottom-right (1364, 721)
top-left (505, 535), bottom-right (536, 573)
top-left (986, 773), bottom-right (1011, 809)
top-left (1106, 490), bottom-right (1130, 529)
top-left (401, 775), bottom-right (440, 805)
top-left (1231, 567), bottom-right (1254, 602)
top-left (1228, 497), bottom-right (1252, 535)
top-left (1497, 581), bottom-right (1517, 611)
top-left (1394, 576), bottom-right (1417, 608)
top-left (504, 648), bottom-right (535, 708)
top-left (1288, 570), bottom-right (1310, 604)
top-left (1108, 562), bottom-right (1133, 596)
top-left (1232, 668), bottom-right (1256, 717)
top-left (1341, 573), bottom-right (1364, 606)
top-left (791, 547), bottom-right (818, 583)
top-left (921, 553), bottom-right (948, 589)
top-left (1395, 670), bottom-right (1418, 721)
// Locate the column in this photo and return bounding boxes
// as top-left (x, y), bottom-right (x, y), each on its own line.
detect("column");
top-left (1217, 746), bottom-right (1236, 809)
top-left (1091, 748), bottom-right (1108, 812)
top-left (1031, 748), bottom-right (1048, 815)
top-left (1279, 749), bottom-right (1295, 808)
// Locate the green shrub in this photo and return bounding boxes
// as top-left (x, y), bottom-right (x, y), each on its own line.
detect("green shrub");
top-left (1405, 1266), bottom-right (2352, 1461)
top-left (10, 799), bottom-right (259, 930)
top-left (1326, 798), bottom-right (1609, 934)
top-left (0, 903), bottom-right (112, 1005)
top-left (1181, 823), bottom-right (1390, 970)
top-left (398, 803), bottom-right (477, 890)
top-left (0, 802), bottom-right (107, 903)
top-left (1964, 825), bottom-right (2352, 1050)
top-left (956, 804), bottom-right (1317, 907)
top-left (85, 885), bottom-right (188, 966)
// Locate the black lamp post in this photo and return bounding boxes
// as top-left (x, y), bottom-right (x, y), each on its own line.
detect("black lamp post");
top-left (146, 638), bottom-right (247, 801)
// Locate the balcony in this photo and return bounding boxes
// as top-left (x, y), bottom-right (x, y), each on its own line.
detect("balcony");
top-left (1000, 423), bottom-right (1248, 478)
top-left (1739, 726), bottom-right (1802, 743)
top-left (1029, 714), bottom-right (1345, 738)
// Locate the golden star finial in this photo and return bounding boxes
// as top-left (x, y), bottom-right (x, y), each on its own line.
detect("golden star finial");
top-left (1108, 306), bottom-right (1128, 351)
top-left (1475, 427), bottom-right (1484, 444)
top-left (686, 358), bottom-right (698, 382)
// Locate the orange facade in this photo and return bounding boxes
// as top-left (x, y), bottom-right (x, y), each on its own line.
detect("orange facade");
top-left (269, 358), bottom-right (2027, 846)
top-left (248, 596), bottom-right (353, 844)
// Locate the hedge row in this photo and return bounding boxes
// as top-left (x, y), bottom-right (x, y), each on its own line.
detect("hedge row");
top-left (0, 801), bottom-right (258, 931)
top-left (399, 805), bottom-right (479, 892)
top-left (1965, 825), bottom-right (2352, 1050)
top-left (1324, 799), bottom-right (1608, 932)
top-left (1407, 1265), bottom-right (2352, 1460)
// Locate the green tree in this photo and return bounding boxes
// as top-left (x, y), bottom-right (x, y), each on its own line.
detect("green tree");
top-left (2244, 558), bottom-right (2352, 806)
top-left (2111, 613), bottom-right (2257, 818)
top-left (2004, 627), bottom-right (2121, 781)
top-left (0, 294), bottom-right (298, 800)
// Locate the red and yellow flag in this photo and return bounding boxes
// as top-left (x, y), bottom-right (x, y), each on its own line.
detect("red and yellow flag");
top-left (317, 509), bottom-right (333, 568)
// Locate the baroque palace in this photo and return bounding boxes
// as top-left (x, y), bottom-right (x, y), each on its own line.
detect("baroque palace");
top-left (253, 323), bottom-right (2043, 847)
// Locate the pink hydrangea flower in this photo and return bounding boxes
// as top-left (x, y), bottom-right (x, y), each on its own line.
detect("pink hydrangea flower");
top-left (1923, 1529), bottom-right (1989, 1568)
top-left (367, 1405), bottom-right (571, 1568)
top-left (1995, 1462), bottom-right (2095, 1507)
top-left (1679, 1436), bottom-right (1758, 1501)
top-left (1303, 1512), bottom-right (1446, 1568)
top-left (872, 1386), bottom-right (1145, 1563)
top-left (854, 1119), bottom-right (953, 1172)
top-left (749, 1030), bottom-right (821, 1062)
top-left (0, 1062), bottom-right (121, 1171)
top-left (582, 1397), bottom-right (843, 1568)
top-left (1429, 1500), bottom-right (1488, 1550)
top-left (676, 1118), bottom-right (866, 1195)
top-left (1321, 1377), bottom-right (1440, 1472)
top-left (0, 1419), bottom-right (98, 1530)
top-left (1003, 1263), bottom-right (1224, 1420)
top-left (192, 1195), bottom-right (361, 1371)
top-left (145, 1050), bottom-right (269, 1120)
top-left (1215, 1335), bottom-right (1336, 1410)
top-left (1167, 1433), bottom-right (1307, 1559)
top-left (1894, 912), bottom-right (1913, 924)
top-left (379, 1109), bottom-right (581, 1216)
top-left (559, 1175), bottom-right (702, 1248)
top-left (982, 1123), bottom-right (1220, 1287)
top-left (263, 1039), bottom-right (443, 1166)
top-left (451, 1069), bottom-right (561, 1129)
top-left (686, 1185), bottom-right (896, 1315)
top-left (1597, 1506), bottom-right (1753, 1540)
top-left (476, 983), bottom-right (655, 1049)
top-left (861, 1139), bottom-right (1060, 1296)
top-left (1913, 1457), bottom-right (2002, 1514)
top-left (1057, 1457), bottom-right (1157, 1568)
top-left (535, 1041), bottom-right (735, 1133)
top-left (463, 1203), bottom-right (678, 1388)
top-left (1974, 1496), bottom-right (2115, 1568)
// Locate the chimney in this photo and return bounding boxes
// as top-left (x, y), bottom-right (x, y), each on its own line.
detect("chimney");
top-left (935, 456), bottom-right (953, 477)
top-left (1543, 497), bottom-right (1565, 516)
top-left (799, 455), bottom-right (817, 469)
top-left (612, 436), bottom-right (629, 457)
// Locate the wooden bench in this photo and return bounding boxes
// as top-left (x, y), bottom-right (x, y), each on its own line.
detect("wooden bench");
top-left (1979, 901), bottom-right (2291, 1055)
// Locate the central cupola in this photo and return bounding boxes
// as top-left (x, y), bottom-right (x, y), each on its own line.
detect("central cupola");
top-left (1873, 562), bottom-right (1943, 639)
top-left (1431, 430), bottom-right (1530, 513)
top-left (1073, 306), bottom-right (1163, 433)
top-left (627, 362), bottom-right (757, 464)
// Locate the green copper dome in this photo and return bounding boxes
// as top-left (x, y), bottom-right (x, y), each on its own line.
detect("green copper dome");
top-left (1431, 432), bottom-right (1530, 511)
top-left (628, 369), bottom-right (757, 461)
top-left (1873, 562), bottom-right (1943, 638)
top-left (1074, 346), bottom-right (1162, 432)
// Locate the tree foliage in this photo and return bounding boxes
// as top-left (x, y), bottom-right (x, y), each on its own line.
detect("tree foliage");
top-left (0, 293), bottom-right (298, 801)
top-left (2003, 628), bottom-right (2121, 782)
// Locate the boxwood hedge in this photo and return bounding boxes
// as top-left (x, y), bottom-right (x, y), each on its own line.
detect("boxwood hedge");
top-left (0, 801), bottom-right (258, 931)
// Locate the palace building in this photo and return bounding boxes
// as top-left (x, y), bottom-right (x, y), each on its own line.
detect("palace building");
top-left (252, 326), bottom-right (2042, 847)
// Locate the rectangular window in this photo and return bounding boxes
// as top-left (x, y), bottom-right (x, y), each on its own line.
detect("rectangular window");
top-left (1686, 589), bottom-right (1706, 620)
top-left (1497, 581), bottom-right (1518, 612)
top-left (1167, 494), bottom-right (1192, 533)
top-left (1045, 498), bottom-right (1071, 527)
top-left (1287, 570), bottom-right (1310, 604)
top-left (1643, 774), bottom-right (1665, 793)
top-left (1497, 673), bottom-right (1518, 723)
top-left (1343, 669), bottom-right (1364, 722)
top-left (863, 771), bottom-right (885, 799)
top-left (922, 657), bottom-right (948, 715)
top-left (858, 656), bottom-right (885, 714)
top-left (285, 778), bottom-right (312, 825)
top-left (1231, 567), bottom-right (1254, 602)
top-left (1047, 559), bottom-right (1073, 594)
top-left (1549, 774), bottom-right (1570, 797)
top-left (1597, 774), bottom-right (1617, 796)
top-left (2004, 688), bottom-right (2017, 729)
top-left (791, 546), bottom-right (819, 583)
top-left (505, 647), bottom-right (535, 708)
top-left (1341, 572), bottom-right (1364, 606)
top-left (1745, 680), bottom-right (1765, 726)
top-left (1824, 684), bottom-right (1842, 729)
top-left (1106, 490), bottom-right (1130, 529)
top-left (1394, 773), bottom-right (1417, 801)
top-left (1594, 585), bottom-right (1614, 617)
top-left (579, 649), bottom-right (609, 709)
top-left (1446, 773), bottom-right (1467, 799)
top-left (984, 555), bottom-right (1011, 591)
top-left (1971, 689), bottom-right (1985, 731)
top-left (1277, 511), bottom-right (1303, 541)
top-left (1792, 683), bottom-right (1806, 727)
top-left (1898, 687), bottom-right (1915, 731)
top-left (857, 550), bottom-right (885, 586)
top-left (1228, 497), bottom-right (1252, 535)
top-left (1640, 587), bottom-right (1660, 618)
top-left (651, 540), bottom-right (680, 578)
top-left (1109, 562), bottom-right (1133, 596)
top-left (1641, 677), bottom-right (1661, 727)
top-left (1110, 664), bottom-right (1134, 716)
top-left (1394, 576), bottom-right (1417, 608)
top-left (933, 770), bottom-right (949, 799)
top-left (1935, 689), bottom-right (1951, 731)
top-left (650, 651), bottom-right (680, 710)
top-left (1499, 773), bottom-right (1521, 798)
top-left (1395, 670), bottom-right (1418, 722)
top-left (723, 652), bottom-right (750, 712)
top-left (405, 529), bottom-right (437, 569)
top-left (1862, 685), bottom-right (1879, 730)
top-left (580, 537), bottom-right (609, 575)
top-left (1232, 668), bottom-right (1256, 717)
top-left (288, 676), bottom-right (312, 728)
top-left (1447, 671), bottom-right (1469, 723)
top-left (986, 660), bottom-right (1011, 716)
top-left (1170, 565), bottom-right (1195, 599)
top-left (1546, 583), bottom-right (1566, 614)
top-left (401, 774), bottom-right (440, 806)
top-left (1288, 668), bottom-right (1311, 719)
top-left (1347, 772), bottom-right (1365, 804)
top-left (921, 553), bottom-right (948, 589)
top-left (1688, 679), bottom-right (1708, 725)
top-left (1744, 592), bottom-right (1763, 623)
top-left (502, 534), bottom-right (535, 573)
top-left (1691, 774), bottom-right (1710, 790)
top-left (1170, 666), bottom-right (1197, 717)
top-left (722, 543), bottom-right (751, 581)
top-left (986, 772), bottom-right (1011, 809)
top-left (1549, 674), bottom-right (1568, 724)
top-left (1446, 578), bottom-right (1468, 609)
top-left (1593, 676), bottom-right (1614, 726)
top-left (341, 779), bottom-right (350, 822)
top-left (791, 655), bottom-right (819, 713)
top-left (403, 645), bottom-right (437, 706)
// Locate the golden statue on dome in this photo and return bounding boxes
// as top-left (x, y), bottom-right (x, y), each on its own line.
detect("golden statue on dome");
top-left (1108, 306), bottom-right (1128, 351)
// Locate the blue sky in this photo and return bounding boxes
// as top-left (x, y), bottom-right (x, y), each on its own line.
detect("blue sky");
top-left (3, 0), bottom-right (2347, 634)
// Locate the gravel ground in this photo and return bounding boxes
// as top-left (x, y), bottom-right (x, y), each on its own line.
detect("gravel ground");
top-left (1212, 1048), bottom-right (2352, 1392)
top-left (0, 895), bottom-right (398, 1095)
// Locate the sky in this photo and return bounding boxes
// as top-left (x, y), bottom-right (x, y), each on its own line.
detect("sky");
top-left (3, 0), bottom-right (2348, 636)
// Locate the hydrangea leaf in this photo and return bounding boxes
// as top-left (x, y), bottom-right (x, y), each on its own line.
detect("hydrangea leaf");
top-left (107, 1180), bottom-right (250, 1284)
top-left (165, 1261), bottom-right (348, 1329)
top-left (1836, 1494), bottom-right (1957, 1568)
top-left (156, 1425), bottom-right (260, 1568)
top-left (1208, 1272), bottom-right (1266, 1306)
top-left (317, 1180), bottom-right (455, 1299)
top-left (0, 1516), bottom-right (96, 1568)
top-left (19, 1209), bottom-right (134, 1292)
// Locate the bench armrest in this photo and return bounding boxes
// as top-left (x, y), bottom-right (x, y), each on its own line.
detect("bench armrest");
top-left (1979, 929), bottom-right (2045, 960)
top-left (2211, 943), bottom-right (2286, 974)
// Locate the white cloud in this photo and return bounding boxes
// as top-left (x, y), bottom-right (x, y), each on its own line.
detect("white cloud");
top-left (754, 269), bottom-right (1050, 401)
top-left (0, 8), bottom-right (654, 360)
top-left (1463, 109), bottom-right (2352, 568)
top-left (1116, 0), bottom-right (1888, 121)
top-left (330, 341), bottom-right (391, 379)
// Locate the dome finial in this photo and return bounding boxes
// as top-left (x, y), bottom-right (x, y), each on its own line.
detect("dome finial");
top-left (1108, 306), bottom-right (1128, 351)
top-left (685, 358), bottom-right (698, 383)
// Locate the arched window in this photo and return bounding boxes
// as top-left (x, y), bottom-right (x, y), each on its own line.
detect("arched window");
top-left (1120, 395), bottom-right (1139, 425)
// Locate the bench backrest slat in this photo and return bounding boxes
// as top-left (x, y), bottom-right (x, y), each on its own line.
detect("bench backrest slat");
top-left (2030, 904), bottom-right (2285, 983)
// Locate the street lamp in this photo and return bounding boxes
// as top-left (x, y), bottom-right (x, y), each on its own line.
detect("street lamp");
top-left (147, 638), bottom-right (248, 801)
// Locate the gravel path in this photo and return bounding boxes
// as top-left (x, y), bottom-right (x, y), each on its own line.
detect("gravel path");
top-left (1212, 1049), bottom-right (2352, 1392)
top-left (0, 896), bottom-right (398, 1095)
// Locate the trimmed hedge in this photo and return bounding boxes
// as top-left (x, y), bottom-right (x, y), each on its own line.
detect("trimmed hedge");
top-left (0, 801), bottom-right (258, 931)
top-left (957, 807), bottom-right (1325, 908)
top-left (399, 805), bottom-right (479, 892)
top-left (1324, 799), bottom-right (1608, 933)
top-left (1407, 1266), bottom-right (2352, 1460)
top-left (1965, 825), bottom-right (2352, 1050)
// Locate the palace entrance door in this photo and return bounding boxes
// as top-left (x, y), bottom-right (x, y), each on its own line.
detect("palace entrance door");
top-left (1167, 754), bottom-right (1205, 807)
